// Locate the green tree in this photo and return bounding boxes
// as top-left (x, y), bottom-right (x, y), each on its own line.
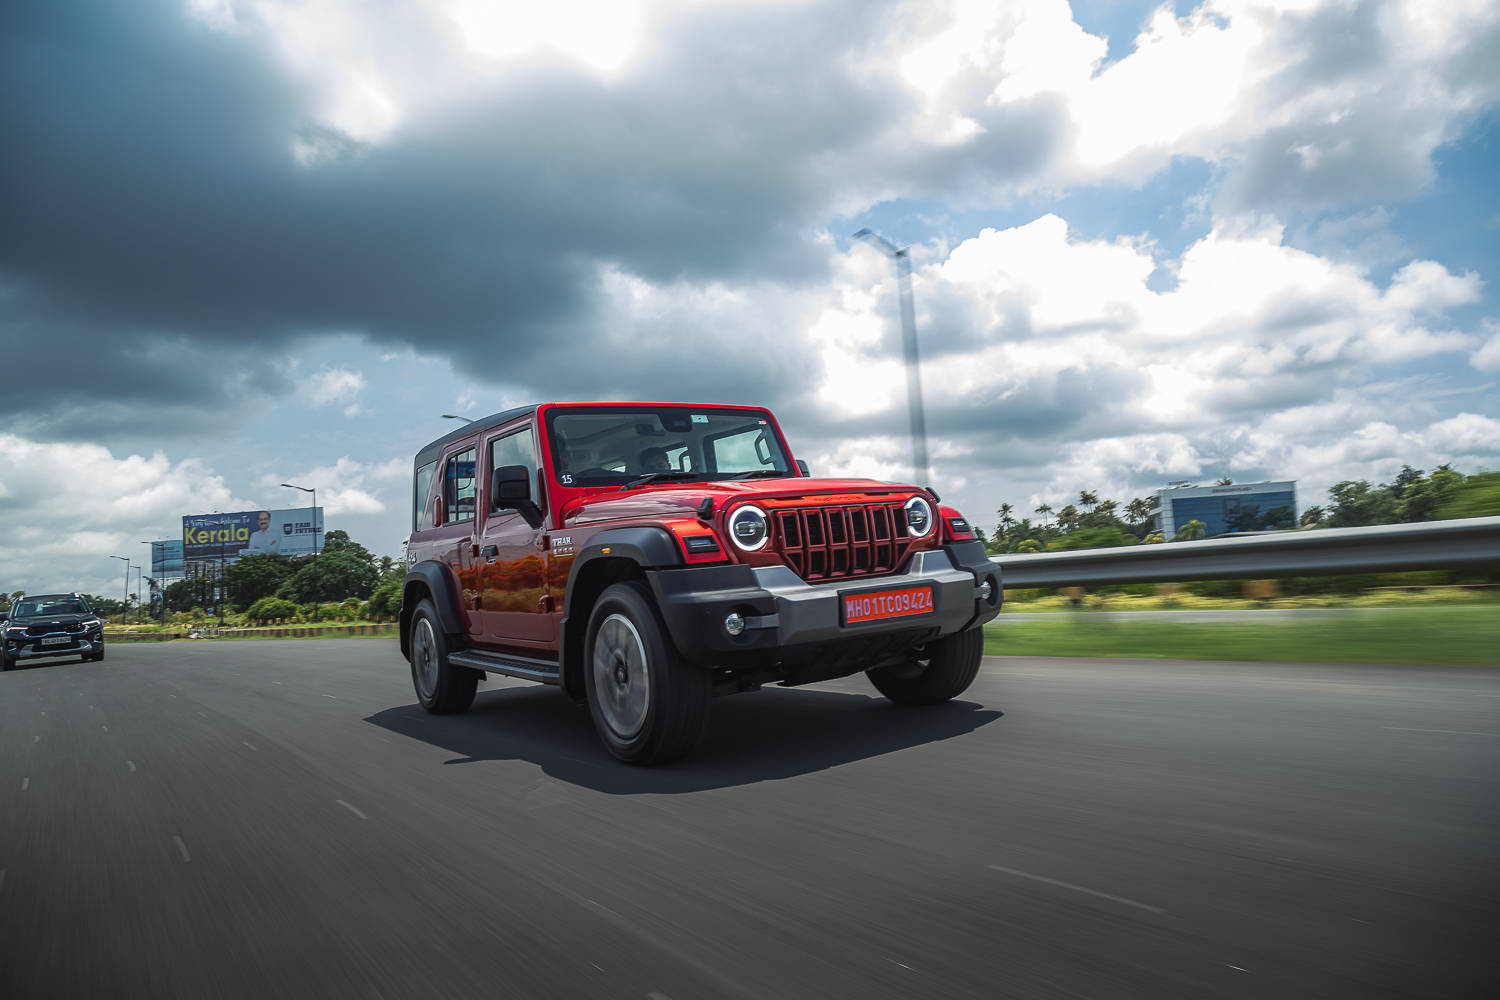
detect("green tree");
top-left (1326, 480), bottom-right (1398, 527)
top-left (1050, 526), bottom-right (1138, 551)
top-left (1016, 538), bottom-right (1041, 553)
top-left (996, 503), bottom-right (1016, 541)
top-left (368, 580), bottom-right (402, 619)
top-left (1034, 503), bottom-right (1053, 528)
top-left (1300, 506), bottom-right (1324, 528)
top-left (276, 550), bottom-right (380, 603)
top-left (1078, 490), bottom-right (1098, 512)
top-left (223, 554), bottom-right (297, 610)
top-left (321, 529), bottom-right (375, 564)
top-left (1216, 477), bottom-right (1234, 486)
top-left (1397, 465), bottom-right (1464, 521)
top-left (1057, 504), bottom-right (1080, 531)
top-left (163, 580), bottom-right (196, 613)
top-left (1171, 519), bottom-right (1207, 541)
top-left (1434, 471), bottom-right (1500, 519)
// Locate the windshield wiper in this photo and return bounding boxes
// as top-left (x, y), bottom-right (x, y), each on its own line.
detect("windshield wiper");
top-left (727, 469), bottom-right (787, 480)
top-left (618, 471), bottom-right (703, 492)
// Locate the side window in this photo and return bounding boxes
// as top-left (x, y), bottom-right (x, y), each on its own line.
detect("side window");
top-left (413, 460), bottom-right (437, 532)
top-left (444, 448), bottom-right (477, 524)
top-left (488, 427), bottom-right (538, 511)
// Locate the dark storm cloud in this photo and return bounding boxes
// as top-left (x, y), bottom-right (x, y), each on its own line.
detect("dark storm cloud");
top-left (1, 0), bottom-right (1070, 441)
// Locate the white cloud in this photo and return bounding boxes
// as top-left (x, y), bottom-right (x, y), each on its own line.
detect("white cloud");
top-left (258, 456), bottom-right (405, 516)
top-left (303, 368), bottom-right (366, 405)
top-left (1470, 323), bottom-right (1500, 373)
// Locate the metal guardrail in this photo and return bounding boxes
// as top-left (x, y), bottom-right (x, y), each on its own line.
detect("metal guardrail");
top-left (989, 517), bottom-right (1500, 589)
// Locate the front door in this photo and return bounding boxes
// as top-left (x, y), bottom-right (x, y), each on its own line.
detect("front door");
top-left (476, 425), bottom-right (554, 646)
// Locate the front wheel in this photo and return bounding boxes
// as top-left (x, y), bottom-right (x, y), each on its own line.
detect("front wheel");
top-left (408, 599), bottom-right (478, 714)
top-left (584, 581), bottom-right (710, 764)
top-left (867, 626), bottom-right (984, 705)
top-left (87, 645), bottom-right (105, 663)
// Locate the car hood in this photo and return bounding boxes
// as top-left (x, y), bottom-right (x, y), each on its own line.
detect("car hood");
top-left (7, 613), bottom-right (92, 629)
top-left (561, 477), bottom-right (922, 526)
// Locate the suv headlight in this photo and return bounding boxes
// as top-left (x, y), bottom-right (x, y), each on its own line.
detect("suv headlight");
top-left (904, 496), bottom-right (934, 538)
top-left (728, 505), bottom-right (770, 552)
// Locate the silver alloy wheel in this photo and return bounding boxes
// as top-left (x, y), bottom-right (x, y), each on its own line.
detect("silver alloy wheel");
top-left (592, 612), bottom-right (651, 740)
top-left (412, 616), bottom-right (439, 701)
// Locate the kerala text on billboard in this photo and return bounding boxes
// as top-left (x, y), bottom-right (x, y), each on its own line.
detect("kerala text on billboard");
top-left (181, 508), bottom-right (324, 563)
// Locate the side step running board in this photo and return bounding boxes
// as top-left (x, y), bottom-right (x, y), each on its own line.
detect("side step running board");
top-left (449, 649), bottom-right (561, 685)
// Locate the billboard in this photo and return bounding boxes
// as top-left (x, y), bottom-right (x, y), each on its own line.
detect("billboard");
top-left (181, 507), bottom-right (324, 563)
top-left (147, 539), bottom-right (185, 577)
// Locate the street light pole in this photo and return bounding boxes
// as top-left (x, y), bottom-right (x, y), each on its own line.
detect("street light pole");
top-left (853, 228), bottom-right (931, 489)
top-left (281, 483), bottom-right (318, 605)
top-left (441, 414), bottom-right (474, 422)
top-left (109, 555), bottom-right (130, 622)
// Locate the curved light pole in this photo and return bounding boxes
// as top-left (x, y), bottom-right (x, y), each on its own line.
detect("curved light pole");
top-left (281, 483), bottom-right (318, 604)
top-left (109, 555), bottom-right (130, 622)
top-left (441, 413), bottom-right (473, 422)
top-left (854, 228), bottom-right (931, 489)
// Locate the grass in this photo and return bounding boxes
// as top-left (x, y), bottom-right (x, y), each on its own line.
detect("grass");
top-left (984, 605), bottom-right (1500, 666)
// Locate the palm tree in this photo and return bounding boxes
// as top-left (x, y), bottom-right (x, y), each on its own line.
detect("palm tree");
top-left (1171, 519), bottom-right (1207, 541)
top-left (997, 503), bottom-right (1016, 539)
top-left (1300, 506), bottom-right (1324, 528)
top-left (1216, 477), bottom-right (1234, 486)
top-left (1097, 499), bottom-right (1118, 519)
top-left (1125, 497), bottom-right (1152, 525)
top-left (1057, 504), bottom-right (1080, 532)
top-left (1034, 503), bottom-right (1053, 528)
top-left (1079, 490), bottom-right (1098, 512)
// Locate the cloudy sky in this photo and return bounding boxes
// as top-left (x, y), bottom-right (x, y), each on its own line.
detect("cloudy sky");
top-left (2, 0), bottom-right (1498, 597)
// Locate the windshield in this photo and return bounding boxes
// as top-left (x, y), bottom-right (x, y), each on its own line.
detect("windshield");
top-left (546, 406), bottom-right (793, 487)
top-left (12, 597), bottom-right (89, 617)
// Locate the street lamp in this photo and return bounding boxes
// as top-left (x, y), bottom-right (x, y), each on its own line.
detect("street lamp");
top-left (441, 413), bottom-right (473, 422)
top-left (109, 555), bottom-right (130, 622)
top-left (853, 227), bottom-right (931, 489)
top-left (281, 483), bottom-right (318, 604)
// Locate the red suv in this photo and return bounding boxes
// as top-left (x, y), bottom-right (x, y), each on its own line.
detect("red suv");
top-left (400, 402), bottom-right (1000, 763)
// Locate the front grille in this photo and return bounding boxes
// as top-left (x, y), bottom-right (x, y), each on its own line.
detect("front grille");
top-left (771, 503), bottom-right (915, 583)
top-left (26, 623), bottom-right (85, 636)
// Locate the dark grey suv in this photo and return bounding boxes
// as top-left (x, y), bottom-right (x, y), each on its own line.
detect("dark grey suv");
top-left (1, 594), bottom-right (106, 670)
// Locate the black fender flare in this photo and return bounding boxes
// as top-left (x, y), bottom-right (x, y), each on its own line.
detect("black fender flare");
top-left (560, 526), bottom-right (683, 623)
top-left (402, 561), bottom-right (466, 638)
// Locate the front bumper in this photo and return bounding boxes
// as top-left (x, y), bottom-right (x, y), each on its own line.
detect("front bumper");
top-left (648, 540), bottom-right (1001, 669)
top-left (5, 635), bottom-right (103, 660)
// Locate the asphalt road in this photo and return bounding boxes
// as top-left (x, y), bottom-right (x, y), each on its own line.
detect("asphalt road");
top-left (2, 641), bottom-right (1496, 999)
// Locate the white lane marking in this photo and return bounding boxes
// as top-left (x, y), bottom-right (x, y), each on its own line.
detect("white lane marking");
top-left (174, 836), bottom-right (191, 862)
top-left (321, 694), bottom-right (337, 700)
top-left (102, 725), bottom-right (108, 732)
top-left (33, 735), bottom-right (39, 743)
top-left (886, 960), bottom-right (913, 970)
top-left (1228, 966), bottom-right (1248, 972)
top-left (21, 777), bottom-right (29, 791)
top-left (1384, 726), bottom-right (1500, 738)
top-left (988, 864), bottom-right (1165, 914)
top-left (336, 799), bottom-right (369, 820)
top-left (196, 711), bottom-right (207, 718)
top-left (242, 742), bottom-right (258, 751)
top-left (127, 761), bottom-right (137, 772)
top-left (272, 681), bottom-right (283, 686)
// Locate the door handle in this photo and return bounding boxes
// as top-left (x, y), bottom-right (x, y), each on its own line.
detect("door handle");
top-left (480, 545), bottom-right (498, 558)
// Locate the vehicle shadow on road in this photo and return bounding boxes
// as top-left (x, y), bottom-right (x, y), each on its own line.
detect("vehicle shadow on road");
top-left (364, 683), bottom-right (1003, 794)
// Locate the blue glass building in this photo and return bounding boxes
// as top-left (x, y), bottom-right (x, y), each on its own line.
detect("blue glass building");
top-left (1152, 481), bottom-right (1297, 538)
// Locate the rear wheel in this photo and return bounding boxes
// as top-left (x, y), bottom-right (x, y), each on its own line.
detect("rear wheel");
top-left (408, 599), bottom-right (478, 714)
top-left (584, 581), bottom-right (710, 764)
top-left (867, 626), bottom-right (984, 705)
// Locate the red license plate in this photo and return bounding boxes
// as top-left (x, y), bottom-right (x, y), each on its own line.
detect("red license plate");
top-left (842, 585), bottom-right (935, 625)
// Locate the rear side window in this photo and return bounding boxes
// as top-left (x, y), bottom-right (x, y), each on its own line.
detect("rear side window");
top-left (413, 460), bottom-right (437, 532)
top-left (444, 448), bottom-right (477, 524)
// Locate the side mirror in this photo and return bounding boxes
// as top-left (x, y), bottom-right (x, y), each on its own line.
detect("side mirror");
top-left (796, 459), bottom-right (810, 477)
top-left (492, 465), bottom-right (531, 504)
top-left (491, 465), bottom-right (543, 528)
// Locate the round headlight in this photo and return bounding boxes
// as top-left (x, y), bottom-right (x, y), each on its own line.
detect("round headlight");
top-left (728, 504), bottom-right (769, 552)
top-left (904, 496), bottom-right (934, 538)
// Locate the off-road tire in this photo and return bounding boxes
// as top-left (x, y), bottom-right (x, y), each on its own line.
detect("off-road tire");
top-left (584, 581), bottom-right (710, 765)
top-left (867, 626), bottom-right (984, 705)
top-left (408, 598), bottom-right (479, 714)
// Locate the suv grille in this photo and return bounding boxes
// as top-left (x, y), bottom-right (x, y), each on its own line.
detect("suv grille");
top-left (26, 623), bottom-right (86, 636)
top-left (772, 503), bottom-right (916, 583)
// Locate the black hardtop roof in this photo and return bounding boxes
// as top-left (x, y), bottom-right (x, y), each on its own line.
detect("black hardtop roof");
top-left (413, 405), bottom-right (538, 468)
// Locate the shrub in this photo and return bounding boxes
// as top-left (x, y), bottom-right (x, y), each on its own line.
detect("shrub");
top-left (246, 597), bottom-right (299, 624)
top-left (368, 580), bottom-right (401, 619)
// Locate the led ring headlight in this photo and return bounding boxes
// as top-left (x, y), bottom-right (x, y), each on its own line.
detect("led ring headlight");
top-left (728, 504), bottom-right (770, 552)
top-left (904, 496), bottom-right (934, 538)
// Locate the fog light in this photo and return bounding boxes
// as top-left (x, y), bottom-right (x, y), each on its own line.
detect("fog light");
top-left (724, 612), bottom-right (745, 637)
top-left (978, 580), bottom-right (992, 600)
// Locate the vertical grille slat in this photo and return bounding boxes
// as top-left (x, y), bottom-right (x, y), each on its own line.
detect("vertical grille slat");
top-left (768, 502), bottom-right (916, 584)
